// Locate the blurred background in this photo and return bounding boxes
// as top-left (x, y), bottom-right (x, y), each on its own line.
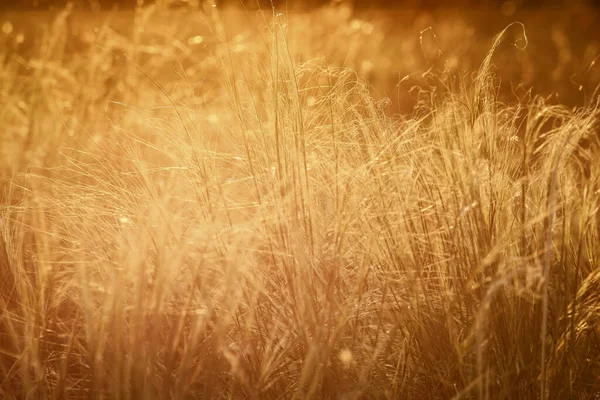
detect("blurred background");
top-left (1, 0), bottom-right (599, 114)
top-left (1, 0), bottom-right (598, 10)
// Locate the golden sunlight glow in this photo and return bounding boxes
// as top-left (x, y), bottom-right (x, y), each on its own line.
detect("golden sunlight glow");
top-left (0, 0), bottom-right (599, 399)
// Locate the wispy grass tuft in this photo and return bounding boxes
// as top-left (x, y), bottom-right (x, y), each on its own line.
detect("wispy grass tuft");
top-left (1, 2), bottom-right (600, 399)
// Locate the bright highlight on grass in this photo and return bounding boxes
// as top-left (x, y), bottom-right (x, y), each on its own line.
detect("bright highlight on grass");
top-left (0, 1), bottom-right (599, 399)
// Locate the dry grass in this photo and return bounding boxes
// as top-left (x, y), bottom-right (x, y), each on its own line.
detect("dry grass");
top-left (1, 1), bottom-right (600, 399)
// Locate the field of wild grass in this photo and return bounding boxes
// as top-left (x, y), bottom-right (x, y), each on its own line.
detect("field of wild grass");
top-left (1, 1), bottom-right (600, 399)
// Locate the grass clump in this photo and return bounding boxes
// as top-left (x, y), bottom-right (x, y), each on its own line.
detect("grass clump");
top-left (1, 2), bottom-right (599, 399)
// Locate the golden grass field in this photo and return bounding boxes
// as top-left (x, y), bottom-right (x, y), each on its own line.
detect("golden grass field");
top-left (1, 1), bottom-right (600, 398)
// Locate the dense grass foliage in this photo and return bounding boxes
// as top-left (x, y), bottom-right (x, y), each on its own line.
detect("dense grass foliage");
top-left (1, 2), bottom-right (599, 399)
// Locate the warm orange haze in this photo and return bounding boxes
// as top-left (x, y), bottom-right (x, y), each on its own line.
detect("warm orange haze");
top-left (1, 0), bottom-right (599, 398)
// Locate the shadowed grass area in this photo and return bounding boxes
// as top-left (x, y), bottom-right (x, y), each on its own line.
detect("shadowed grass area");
top-left (1, 2), bottom-right (599, 399)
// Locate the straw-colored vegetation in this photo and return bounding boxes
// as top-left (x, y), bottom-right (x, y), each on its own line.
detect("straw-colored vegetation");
top-left (1, 1), bottom-right (599, 399)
